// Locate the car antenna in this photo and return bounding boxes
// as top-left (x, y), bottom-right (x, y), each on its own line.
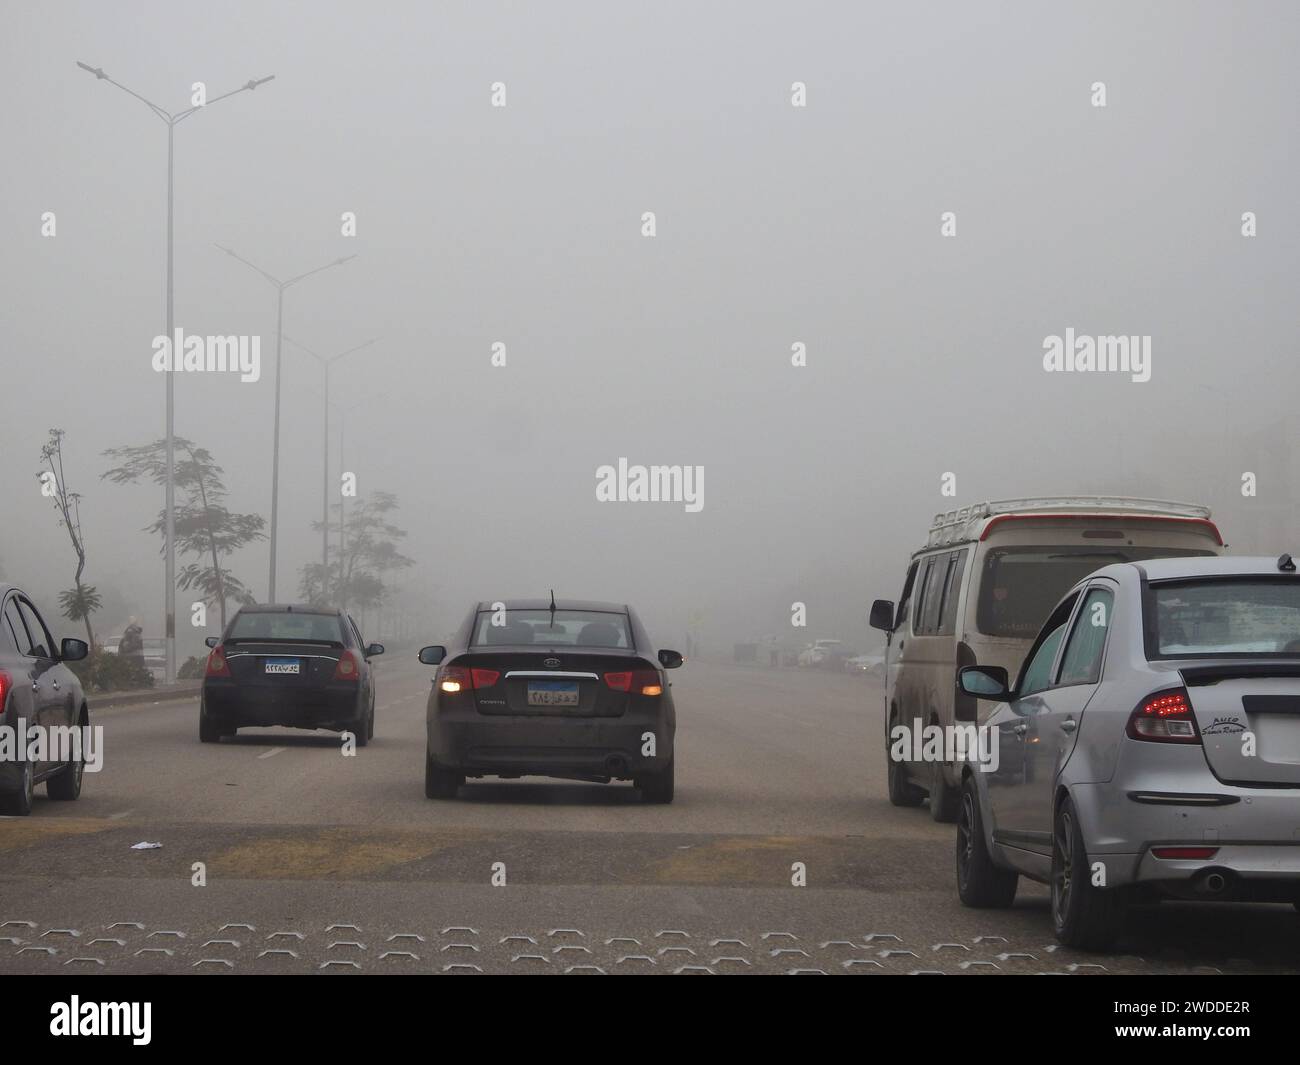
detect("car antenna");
top-left (549, 589), bottom-right (557, 625)
top-left (1279, 553), bottom-right (1296, 572)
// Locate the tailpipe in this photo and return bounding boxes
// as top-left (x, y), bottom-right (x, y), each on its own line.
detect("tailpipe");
top-left (605, 755), bottom-right (628, 778)
top-left (1193, 869), bottom-right (1233, 896)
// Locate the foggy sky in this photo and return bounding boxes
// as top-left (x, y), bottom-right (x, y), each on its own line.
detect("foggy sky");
top-left (2, 0), bottom-right (1297, 658)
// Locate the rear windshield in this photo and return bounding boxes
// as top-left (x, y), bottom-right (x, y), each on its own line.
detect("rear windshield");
top-left (227, 612), bottom-right (345, 644)
top-left (471, 609), bottom-right (632, 648)
top-left (977, 546), bottom-right (1213, 638)
top-left (1151, 579), bottom-right (1300, 657)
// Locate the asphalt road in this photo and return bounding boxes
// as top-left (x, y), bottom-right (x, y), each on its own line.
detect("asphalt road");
top-left (1, 659), bottom-right (1296, 974)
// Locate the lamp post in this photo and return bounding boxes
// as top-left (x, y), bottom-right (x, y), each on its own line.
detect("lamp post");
top-left (77, 61), bottom-right (274, 684)
top-left (282, 334), bottom-right (378, 597)
top-left (328, 388), bottom-right (395, 607)
top-left (215, 246), bottom-right (356, 602)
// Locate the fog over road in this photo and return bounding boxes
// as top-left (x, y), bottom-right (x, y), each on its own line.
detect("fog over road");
top-left (1, 659), bottom-right (1295, 974)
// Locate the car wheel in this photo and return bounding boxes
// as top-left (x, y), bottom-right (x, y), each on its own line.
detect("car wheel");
top-left (199, 712), bottom-right (223, 743)
top-left (0, 759), bottom-right (35, 816)
top-left (1052, 795), bottom-right (1126, 950)
top-left (636, 759), bottom-right (675, 804)
top-left (424, 752), bottom-right (460, 799)
top-left (956, 776), bottom-right (1017, 907)
top-left (929, 753), bottom-right (961, 822)
top-left (46, 728), bottom-right (85, 801)
top-left (886, 709), bottom-right (925, 807)
top-left (354, 713), bottom-right (370, 748)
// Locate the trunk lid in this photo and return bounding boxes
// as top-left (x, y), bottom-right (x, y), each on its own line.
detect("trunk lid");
top-left (1181, 664), bottom-right (1300, 786)
top-left (458, 648), bottom-right (656, 717)
top-left (223, 640), bottom-right (342, 688)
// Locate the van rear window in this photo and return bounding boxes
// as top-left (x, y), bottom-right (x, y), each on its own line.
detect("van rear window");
top-left (976, 547), bottom-right (1211, 638)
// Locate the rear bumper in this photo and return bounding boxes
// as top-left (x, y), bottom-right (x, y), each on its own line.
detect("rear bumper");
top-left (427, 702), bottom-right (673, 780)
top-left (202, 681), bottom-right (365, 730)
top-left (1070, 773), bottom-right (1300, 892)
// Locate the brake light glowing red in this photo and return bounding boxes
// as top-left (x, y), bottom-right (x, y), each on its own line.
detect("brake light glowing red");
top-left (205, 646), bottom-right (232, 678)
top-left (604, 669), bottom-right (662, 695)
top-left (333, 649), bottom-right (360, 682)
top-left (1127, 688), bottom-right (1200, 743)
top-left (0, 669), bottom-right (10, 710)
top-left (1152, 846), bottom-right (1220, 860)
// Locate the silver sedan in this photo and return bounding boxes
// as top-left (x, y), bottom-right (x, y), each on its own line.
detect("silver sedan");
top-left (954, 554), bottom-right (1300, 949)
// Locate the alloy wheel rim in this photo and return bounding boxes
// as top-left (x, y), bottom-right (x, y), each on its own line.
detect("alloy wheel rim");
top-left (1053, 809), bottom-right (1074, 923)
top-left (957, 792), bottom-right (975, 882)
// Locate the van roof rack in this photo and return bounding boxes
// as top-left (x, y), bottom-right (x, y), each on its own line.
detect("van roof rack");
top-left (926, 496), bottom-right (1213, 548)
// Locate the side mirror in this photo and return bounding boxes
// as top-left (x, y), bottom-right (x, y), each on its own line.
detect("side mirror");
top-left (418, 645), bottom-right (446, 666)
top-left (869, 599), bottom-right (895, 631)
top-left (959, 665), bottom-right (1011, 701)
top-left (658, 649), bottom-right (684, 669)
top-left (205, 636), bottom-right (219, 649)
top-left (60, 638), bottom-right (89, 662)
top-left (366, 643), bottom-right (385, 657)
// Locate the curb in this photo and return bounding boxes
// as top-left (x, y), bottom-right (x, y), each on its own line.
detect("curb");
top-left (88, 684), bottom-right (202, 711)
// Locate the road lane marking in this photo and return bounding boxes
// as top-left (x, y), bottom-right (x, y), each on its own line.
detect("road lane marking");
top-left (257, 747), bottom-right (286, 760)
top-left (108, 810), bottom-right (133, 820)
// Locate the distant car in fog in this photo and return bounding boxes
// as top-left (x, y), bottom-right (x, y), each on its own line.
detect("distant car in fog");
top-left (200, 604), bottom-right (384, 744)
top-left (419, 599), bottom-right (682, 802)
top-left (798, 639), bottom-right (843, 668)
top-left (0, 584), bottom-right (90, 815)
top-left (870, 496), bottom-right (1225, 823)
top-left (956, 554), bottom-right (1300, 949)
top-left (845, 652), bottom-right (885, 675)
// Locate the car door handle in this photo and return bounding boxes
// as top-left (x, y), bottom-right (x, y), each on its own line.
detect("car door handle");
top-left (1013, 723), bottom-right (1028, 736)
top-left (1061, 718), bottom-right (1077, 733)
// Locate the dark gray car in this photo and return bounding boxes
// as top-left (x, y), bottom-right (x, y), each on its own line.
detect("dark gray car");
top-left (0, 584), bottom-right (90, 815)
top-left (419, 599), bottom-right (683, 802)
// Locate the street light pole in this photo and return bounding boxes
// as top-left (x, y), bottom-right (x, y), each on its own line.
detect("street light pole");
top-left (215, 247), bottom-right (356, 602)
top-left (283, 335), bottom-right (378, 602)
top-left (77, 62), bottom-right (274, 685)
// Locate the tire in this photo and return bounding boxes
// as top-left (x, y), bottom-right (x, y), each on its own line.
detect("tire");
top-left (956, 775), bottom-right (1017, 907)
top-left (424, 752), bottom-right (460, 799)
top-left (46, 717), bottom-right (85, 801)
top-left (0, 760), bottom-right (34, 816)
top-left (636, 759), bottom-right (675, 804)
top-left (886, 709), bottom-right (925, 807)
top-left (1052, 795), bottom-right (1126, 950)
top-left (366, 705), bottom-right (375, 741)
top-left (929, 756), bottom-right (961, 823)
top-left (353, 711), bottom-right (370, 748)
top-left (199, 712), bottom-right (223, 743)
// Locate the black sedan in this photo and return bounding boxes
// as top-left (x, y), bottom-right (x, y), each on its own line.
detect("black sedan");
top-left (419, 599), bottom-right (682, 802)
top-left (200, 604), bottom-right (383, 744)
top-left (0, 584), bottom-right (90, 815)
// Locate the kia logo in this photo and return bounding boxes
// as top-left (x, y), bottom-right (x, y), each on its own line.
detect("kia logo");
top-left (543, 657), bottom-right (561, 668)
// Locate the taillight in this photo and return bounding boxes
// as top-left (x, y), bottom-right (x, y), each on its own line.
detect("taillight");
top-left (1152, 846), bottom-right (1219, 860)
top-left (1127, 688), bottom-right (1200, 743)
top-left (438, 665), bottom-right (497, 693)
top-left (604, 669), bottom-right (662, 695)
top-left (333, 649), bottom-right (360, 682)
top-left (205, 646), bottom-right (232, 678)
top-left (0, 669), bottom-right (10, 711)
top-left (439, 665), bottom-right (469, 693)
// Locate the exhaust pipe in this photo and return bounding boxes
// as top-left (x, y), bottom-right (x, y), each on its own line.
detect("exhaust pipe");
top-left (1193, 869), bottom-right (1231, 896)
top-left (605, 755), bottom-right (628, 778)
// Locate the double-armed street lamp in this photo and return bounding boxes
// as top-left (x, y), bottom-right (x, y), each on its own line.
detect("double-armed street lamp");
top-left (77, 61), bottom-right (274, 684)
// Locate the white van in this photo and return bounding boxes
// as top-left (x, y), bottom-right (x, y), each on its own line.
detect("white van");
top-left (869, 497), bottom-right (1225, 821)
